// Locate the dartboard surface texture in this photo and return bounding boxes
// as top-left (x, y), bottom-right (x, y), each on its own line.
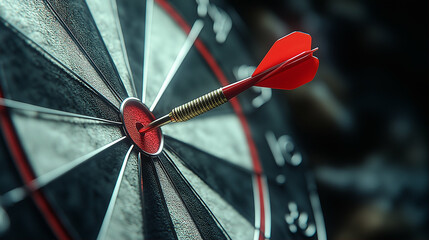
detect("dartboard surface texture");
top-left (0, 0), bottom-right (326, 239)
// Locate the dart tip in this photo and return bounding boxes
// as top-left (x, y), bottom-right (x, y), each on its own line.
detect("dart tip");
top-left (136, 115), bottom-right (172, 135)
top-left (136, 122), bottom-right (146, 135)
top-left (139, 127), bottom-right (151, 135)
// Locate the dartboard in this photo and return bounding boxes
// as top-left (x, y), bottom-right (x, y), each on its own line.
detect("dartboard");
top-left (0, 0), bottom-right (326, 239)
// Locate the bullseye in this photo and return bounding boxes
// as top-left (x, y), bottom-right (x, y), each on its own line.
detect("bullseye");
top-left (120, 98), bottom-right (163, 156)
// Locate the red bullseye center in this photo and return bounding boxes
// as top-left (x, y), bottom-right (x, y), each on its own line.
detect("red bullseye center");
top-left (121, 98), bottom-right (163, 155)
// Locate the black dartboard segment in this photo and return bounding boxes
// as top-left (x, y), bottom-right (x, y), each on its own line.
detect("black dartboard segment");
top-left (165, 137), bottom-right (254, 224)
top-left (44, 0), bottom-right (129, 100)
top-left (43, 141), bottom-right (130, 239)
top-left (0, 129), bottom-right (22, 195)
top-left (3, 198), bottom-right (55, 239)
top-left (158, 153), bottom-right (229, 240)
top-left (116, 0), bottom-right (146, 99)
top-left (0, 132), bottom-right (55, 239)
top-left (0, 21), bottom-right (120, 122)
top-left (140, 155), bottom-right (178, 240)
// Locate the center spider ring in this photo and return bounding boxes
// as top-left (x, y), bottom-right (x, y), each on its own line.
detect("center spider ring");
top-left (120, 98), bottom-right (163, 156)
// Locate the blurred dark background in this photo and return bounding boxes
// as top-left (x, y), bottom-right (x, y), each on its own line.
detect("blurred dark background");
top-left (230, 0), bottom-right (428, 239)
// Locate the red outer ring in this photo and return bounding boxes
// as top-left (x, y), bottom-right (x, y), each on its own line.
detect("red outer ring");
top-left (0, 90), bottom-right (71, 239)
top-left (155, 0), bottom-right (267, 239)
top-left (120, 97), bottom-right (163, 156)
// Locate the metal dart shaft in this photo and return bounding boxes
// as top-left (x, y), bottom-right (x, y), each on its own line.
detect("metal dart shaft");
top-left (139, 88), bottom-right (227, 134)
top-left (138, 115), bottom-right (171, 133)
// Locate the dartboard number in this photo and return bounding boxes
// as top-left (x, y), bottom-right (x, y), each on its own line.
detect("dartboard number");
top-left (196, 0), bottom-right (232, 43)
top-left (265, 131), bottom-right (303, 168)
top-left (284, 201), bottom-right (316, 237)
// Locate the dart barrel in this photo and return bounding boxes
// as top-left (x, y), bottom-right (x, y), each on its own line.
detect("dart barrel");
top-left (169, 88), bottom-right (227, 122)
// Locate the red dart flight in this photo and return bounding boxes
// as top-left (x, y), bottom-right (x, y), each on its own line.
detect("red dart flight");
top-left (222, 31), bottom-right (319, 100)
top-left (138, 31), bottom-right (319, 134)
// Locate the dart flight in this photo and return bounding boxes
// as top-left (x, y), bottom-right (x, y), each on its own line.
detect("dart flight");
top-left (139, 31), bottom-right (319, 133)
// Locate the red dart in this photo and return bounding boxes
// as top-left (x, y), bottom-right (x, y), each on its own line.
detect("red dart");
top-left (223, 31), bottom-right (319, 99)
top-left (139, 31), bottom-right (319, 133)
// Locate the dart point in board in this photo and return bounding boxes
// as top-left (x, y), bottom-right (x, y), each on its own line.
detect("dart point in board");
top-left (121, 98), bottom-right (164, 156)
top-left (136, 31), bottom-right (319, 135)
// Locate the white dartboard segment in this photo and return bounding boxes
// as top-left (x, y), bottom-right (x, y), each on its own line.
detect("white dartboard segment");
top-left (143, 3), bottom-right (187, 107)
top-left (0, 0), bottom-right (121, 108)
top-left (102, 151), bottom-right (144, 240)
top-left (86, 0), bottom-right (137, 98)
top-left (10, 112), bottom-right (123, 177)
